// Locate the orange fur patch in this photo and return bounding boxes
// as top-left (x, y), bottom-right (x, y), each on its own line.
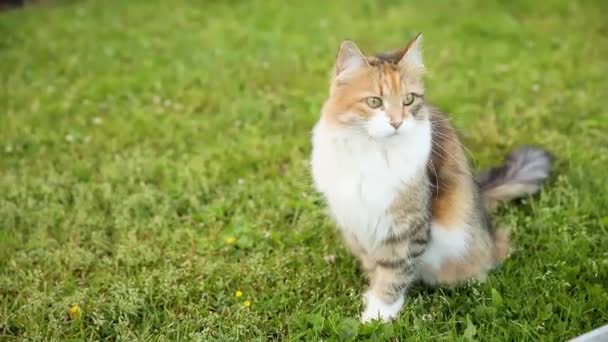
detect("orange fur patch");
top-left (428, 111), bottom-right (474, 229)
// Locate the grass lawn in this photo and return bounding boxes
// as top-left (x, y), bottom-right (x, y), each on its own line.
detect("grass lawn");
top-left (1, 0), bottom-right (607, 340)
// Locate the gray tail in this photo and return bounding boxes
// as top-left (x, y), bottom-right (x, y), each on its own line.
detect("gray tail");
top-left (476, 146), bottom-right (553, 209)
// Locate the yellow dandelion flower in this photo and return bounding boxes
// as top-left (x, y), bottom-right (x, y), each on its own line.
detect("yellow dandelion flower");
top-left (69, 305), bottom-right (81, 319)
top-left (235, 290), bottom-right (243, 298)
top-left (243, 300), bottom-right (251, 307)
top-left (225, 236), bottom-right (236, 245)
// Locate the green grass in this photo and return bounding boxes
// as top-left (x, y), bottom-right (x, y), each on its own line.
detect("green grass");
top-left (1, 0), bottom-right (607, 340)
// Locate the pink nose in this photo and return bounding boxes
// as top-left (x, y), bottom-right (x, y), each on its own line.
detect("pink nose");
top-left (390, 121), bottom-right (402, 129)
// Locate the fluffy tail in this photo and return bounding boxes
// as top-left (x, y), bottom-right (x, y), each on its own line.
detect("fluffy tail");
top-left (477, 146), bottom-right (553, 210)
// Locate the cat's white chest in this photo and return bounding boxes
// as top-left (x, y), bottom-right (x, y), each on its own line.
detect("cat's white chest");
top-left (311, 121), bottom-right (431, 251)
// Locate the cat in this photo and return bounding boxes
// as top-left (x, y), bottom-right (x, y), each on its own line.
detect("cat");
top-left (310, 33), bottom-right (552, 322)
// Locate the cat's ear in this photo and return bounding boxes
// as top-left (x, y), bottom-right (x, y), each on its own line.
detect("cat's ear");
top-left (334, 40), bottom-right (368, 78)
top-left (398, 33), bottom-right (424, 73)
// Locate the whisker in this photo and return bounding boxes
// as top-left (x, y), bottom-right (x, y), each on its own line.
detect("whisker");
top-left (427, 158), bottom-right (439, 200)
top-left (431, 138), bottom-right (472, 175)
top-left (432, 130), bottom-right (475, 159)
top-left (430, 117), bottom-right (466, 133)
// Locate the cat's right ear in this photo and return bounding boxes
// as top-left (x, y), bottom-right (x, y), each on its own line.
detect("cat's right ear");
top-left (334, 40), bottom-right (368, 79)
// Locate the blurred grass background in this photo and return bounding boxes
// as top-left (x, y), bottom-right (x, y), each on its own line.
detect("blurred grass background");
top-left (1, 0), bottom-right (607, 340)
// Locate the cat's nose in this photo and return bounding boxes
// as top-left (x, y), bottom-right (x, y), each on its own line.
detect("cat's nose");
top-left (390, 121), bottom-right (403, 129)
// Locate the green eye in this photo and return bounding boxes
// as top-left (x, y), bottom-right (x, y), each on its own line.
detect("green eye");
top-left (402, 93), bottom-right (415, 106)
top-left (365, 97), bottom-right (383, 109)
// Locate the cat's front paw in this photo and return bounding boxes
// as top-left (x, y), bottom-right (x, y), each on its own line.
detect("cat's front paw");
top-left (360, 291), bottom-right (404, 323)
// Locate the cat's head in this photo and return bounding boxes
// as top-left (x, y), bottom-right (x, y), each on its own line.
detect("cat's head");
top-left (321, 34), bottom-right (428, 139)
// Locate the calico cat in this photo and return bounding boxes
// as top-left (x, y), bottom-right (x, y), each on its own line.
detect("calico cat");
top-left (310, 34), bottom-right (552, 322)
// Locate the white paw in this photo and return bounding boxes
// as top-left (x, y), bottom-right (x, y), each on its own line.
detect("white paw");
top-left (360, 291), bottom-right (404, 323)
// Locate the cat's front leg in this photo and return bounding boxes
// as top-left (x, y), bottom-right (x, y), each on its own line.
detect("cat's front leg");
top-left (360, 260), bottom-right (418, 322)
top-left (360, 221), bottom-right (428, 323)
top-left (343, 233), bottom-right (376, 275)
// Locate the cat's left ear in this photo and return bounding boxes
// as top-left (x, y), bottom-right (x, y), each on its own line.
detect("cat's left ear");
top-left (398, 33), bottom-right (424, 73)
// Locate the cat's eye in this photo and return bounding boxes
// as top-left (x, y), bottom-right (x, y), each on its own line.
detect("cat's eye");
top-left (402, 93), bottom-right (415, 106)
top-left (365, 97), bottom-right (383, 109)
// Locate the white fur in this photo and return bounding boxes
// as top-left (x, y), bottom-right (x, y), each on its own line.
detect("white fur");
top-left (418, 222), bottom-right (471, 283)
top-left (366, 110), bottom-right (395, 138)
top-left (340, 55), bottom-right (365, 76)
top-left (361, 291), bottom-right (404, 323)
top-left (311, 112), bottom-right (431, 252)
top-left (364, 106), bottom-right (418, 139)
top-left (401, 34), bottom-right (424, 70)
